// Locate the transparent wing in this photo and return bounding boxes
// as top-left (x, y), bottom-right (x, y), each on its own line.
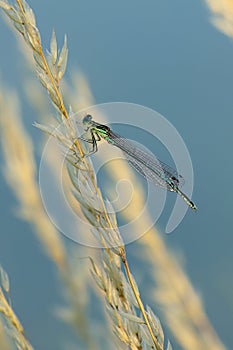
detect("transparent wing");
top-left (125, 152), bottom-right (171, 190)
top-left (108, 131), bottom-right (184, 190)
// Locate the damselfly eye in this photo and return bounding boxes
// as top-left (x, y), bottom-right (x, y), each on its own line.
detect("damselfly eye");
top-left (82, 114), bottom-right (93, 125)
top-left (171, 176), bottom-right (178, 182)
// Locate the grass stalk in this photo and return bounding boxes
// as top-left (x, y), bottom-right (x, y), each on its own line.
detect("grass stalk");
top-left (0, 1), bottom-right (169, 348)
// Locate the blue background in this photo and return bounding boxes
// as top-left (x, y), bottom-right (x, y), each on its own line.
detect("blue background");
top-left (0, 1), bottom-right (232, 349)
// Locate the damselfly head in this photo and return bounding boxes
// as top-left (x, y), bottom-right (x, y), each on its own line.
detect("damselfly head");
top-left (82, 114), bottom-right (93, 125)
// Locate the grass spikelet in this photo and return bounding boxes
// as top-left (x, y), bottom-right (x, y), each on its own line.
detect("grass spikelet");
top-left (0, 266), bottom-right (10, 297)
top-left (0, 0), bottom-right (69, 118)
top-left (0, 267), bottom-right (33, 350)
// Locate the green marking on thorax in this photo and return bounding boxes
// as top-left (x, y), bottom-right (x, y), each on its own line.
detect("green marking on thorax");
top-left (93, 125), bottom-right (113, 143)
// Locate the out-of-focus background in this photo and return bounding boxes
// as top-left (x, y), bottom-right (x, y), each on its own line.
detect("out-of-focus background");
top-left (0, 1), bottom-right (232, 349)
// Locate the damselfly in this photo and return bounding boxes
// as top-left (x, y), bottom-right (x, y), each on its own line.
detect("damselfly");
top-left (81, 114), bottom-right (197, 210)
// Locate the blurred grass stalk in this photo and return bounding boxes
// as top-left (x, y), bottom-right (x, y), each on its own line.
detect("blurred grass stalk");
top-left (205, 0), bottom-right (233, 37)
top-left (0, 88), bottom-right (67, 271)
top-left (65, 82), bottom-right (226, 349)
